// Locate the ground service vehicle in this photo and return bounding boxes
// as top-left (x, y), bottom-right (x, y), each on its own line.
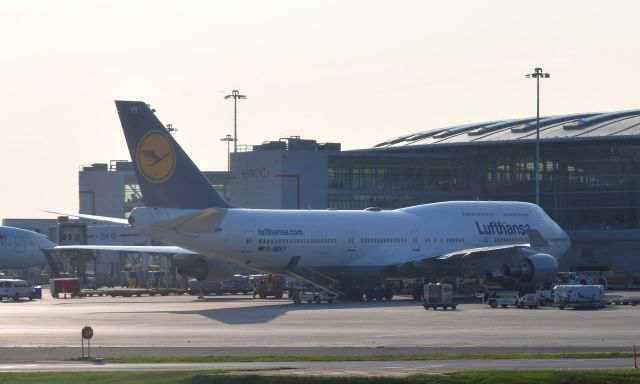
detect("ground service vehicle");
top-left (187, 279), bottom-right (222, 295)
top-left (553, 284), bottom-right (606, 309)
top-left (50, 278), bottom-right (81, 298)
top-left (487, 296), bottom-right (519, 308)
top-left (0, 279), bottom-right (34, 301)
top-left (220, 275), bottom-right (251, 294)
top-left (188, 275), bottom-right (251, 296)
top-left (292, 289), bottom-right (337, 304)
top-left (422, 283), bottom-right (457, 310)
top-left (255, 274), bottom-right (285, 299)
top-left (536, 290), bottom-right (553, 305)
top-left (518, 293), bottom-right (539, 308)
top-left (556, 272), bottom-right (608, 289)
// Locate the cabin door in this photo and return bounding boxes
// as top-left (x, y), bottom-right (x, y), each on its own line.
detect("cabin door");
top-left (410, 230), bottom-right (420, 252)
top-left (15, 237), bottom-right (25, 254)
top-left (243, 231), bottom-right (254, 253)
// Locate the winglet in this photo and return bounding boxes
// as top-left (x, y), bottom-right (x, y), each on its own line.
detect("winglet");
top-left (527, 228), bottom-right (550, 248)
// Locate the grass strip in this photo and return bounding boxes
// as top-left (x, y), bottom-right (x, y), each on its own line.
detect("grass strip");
top-left (104, 351), bottom-right (633, 364)
top-left (0, 371), bottom-right (639, 384)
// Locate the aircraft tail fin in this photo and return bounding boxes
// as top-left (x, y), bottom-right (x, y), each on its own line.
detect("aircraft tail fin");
top-left (115, 100), bottom-right (234, 209)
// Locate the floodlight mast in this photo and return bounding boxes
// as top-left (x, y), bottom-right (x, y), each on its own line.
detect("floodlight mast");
top-left (224, 90), bottom-right (247, 153)
top-left (525, 67), bottom-right (550, 206)
top-left (220, 134), bottom-right (234, 172)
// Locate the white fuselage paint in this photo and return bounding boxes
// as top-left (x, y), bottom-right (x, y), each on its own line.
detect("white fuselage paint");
top-left (0, 227), bottom-right (52, 269)
top-left (130, 201), bottom-right (570, 279)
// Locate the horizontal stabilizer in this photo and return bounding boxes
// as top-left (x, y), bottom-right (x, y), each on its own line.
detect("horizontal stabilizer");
top-left (44, 210), bottom-right (129, 225)
top-left (151, 208), bottom-right (228, 234)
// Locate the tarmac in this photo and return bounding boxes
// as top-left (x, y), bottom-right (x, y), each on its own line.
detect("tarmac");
top-left (0, 289), bottom-right (638, 374)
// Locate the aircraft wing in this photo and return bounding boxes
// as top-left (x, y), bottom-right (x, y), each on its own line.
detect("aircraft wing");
top-left (49, 245), bottom-right (196, 254)
top-left (397, 243), bottom-right (528, 272)
top-left (395, 229), bottom-right (550, 274)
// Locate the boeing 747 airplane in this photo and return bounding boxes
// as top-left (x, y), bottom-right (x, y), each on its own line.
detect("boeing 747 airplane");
top-left (54, 101), bottom-right (571, 299)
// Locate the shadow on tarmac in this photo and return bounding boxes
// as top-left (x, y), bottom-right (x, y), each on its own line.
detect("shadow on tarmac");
top-left (174, 298), bottom-right (421, 324)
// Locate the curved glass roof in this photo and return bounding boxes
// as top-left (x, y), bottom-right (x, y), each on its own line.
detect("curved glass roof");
top-left (374, 110), bottom-right (640, 148)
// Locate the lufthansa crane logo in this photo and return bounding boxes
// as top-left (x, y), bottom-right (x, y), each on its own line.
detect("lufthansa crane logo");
top-left (136, 131), bottom-right (176, 183)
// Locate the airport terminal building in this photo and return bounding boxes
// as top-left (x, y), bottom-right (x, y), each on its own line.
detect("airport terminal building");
top-left (74, 109), bottom-right (640, 278)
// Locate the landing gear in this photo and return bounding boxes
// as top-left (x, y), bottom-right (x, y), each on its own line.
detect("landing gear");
top-left (339, 282), bottom-right (364, 300)
top-left (363, 283), bottom-right (394, 301)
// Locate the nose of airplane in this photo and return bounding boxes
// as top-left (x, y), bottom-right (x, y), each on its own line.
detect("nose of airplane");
top-left (30, 232), bottom-right (57, 250)
top-left (559, 229), bottom-right (571, 256)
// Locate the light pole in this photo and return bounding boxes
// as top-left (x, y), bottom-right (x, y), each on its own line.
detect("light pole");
top-left (525, 67), bottom-right (550, 206)
top-left (220, 134), bottom-right (233, 172)
top-left (224, 90), bottom-right (246, 153)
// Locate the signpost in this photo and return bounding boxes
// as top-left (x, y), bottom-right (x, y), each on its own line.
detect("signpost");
top-left (81, 326), bottom-right (93, 359)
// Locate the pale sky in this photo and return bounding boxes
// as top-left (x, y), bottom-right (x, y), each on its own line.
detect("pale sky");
top-left (1, 0), bottom-right (639, 219)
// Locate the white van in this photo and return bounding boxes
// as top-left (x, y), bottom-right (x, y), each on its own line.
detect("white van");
top-left (0, 279), bottom-right (34, 301)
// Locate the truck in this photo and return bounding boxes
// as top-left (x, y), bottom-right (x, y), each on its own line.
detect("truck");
top-left (556, 272), bottom-right (608, 289)
top-left (422, 283), bottom-right (457, 310)
top-left (553, 284), bottom-right (606, 309)
top-left (252, 274), bottom-right (285, 299)
top-left (517, 293), bottom-right (540, 309)
top-left (188, 275), bottom-right (251, 296)
top-left (487, 296), bottom-right (519, 308)
top-left (50, 277), bottom-right (81, 298)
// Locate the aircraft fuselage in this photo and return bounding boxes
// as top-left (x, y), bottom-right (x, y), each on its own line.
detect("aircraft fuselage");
top-left (130, 200), bottom-right (570, 279)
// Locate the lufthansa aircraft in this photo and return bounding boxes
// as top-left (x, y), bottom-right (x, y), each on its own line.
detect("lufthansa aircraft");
top-left (54, 101), bottom-right (571, 299)
top-left (0, 226), bottom-right (54, 269)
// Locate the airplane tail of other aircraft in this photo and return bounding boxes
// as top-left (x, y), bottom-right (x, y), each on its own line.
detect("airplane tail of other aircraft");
top-left (115, 100), bottom-right (234, 209)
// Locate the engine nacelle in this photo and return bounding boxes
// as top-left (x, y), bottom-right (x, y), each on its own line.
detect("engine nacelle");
top-left (173, 254), bottom-right (235, 282)
top-left (486, 253), bottom-right (558, 287)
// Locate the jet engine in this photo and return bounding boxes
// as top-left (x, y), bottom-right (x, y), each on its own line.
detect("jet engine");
top-left (172, 254), bottom-right (235, 282)
top-left (486, 253), bottom-right (558, 287)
